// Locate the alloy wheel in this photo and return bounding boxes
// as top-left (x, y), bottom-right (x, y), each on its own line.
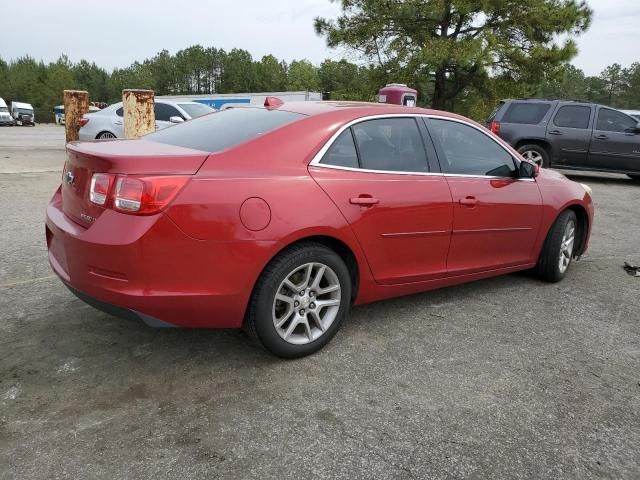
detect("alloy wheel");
top-left (98, 132), bottom-right (116, 139)
top-left (521, 150), bottom-right (544, 165)
top-left (272, 262), bottom-right (341, 345)
top-left (558, 220), bottom-right (576, 274)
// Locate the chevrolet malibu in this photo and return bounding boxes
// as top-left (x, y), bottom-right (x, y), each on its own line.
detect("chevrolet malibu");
top-left (46, 100), bottom-right (594, 358)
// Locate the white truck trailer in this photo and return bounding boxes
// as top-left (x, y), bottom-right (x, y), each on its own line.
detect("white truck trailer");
top-left (157, 91), bottom-right (322, 110)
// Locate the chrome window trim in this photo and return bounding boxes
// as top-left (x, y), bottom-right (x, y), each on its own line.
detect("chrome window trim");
top-left (309, 113), bottom-right (533, 181)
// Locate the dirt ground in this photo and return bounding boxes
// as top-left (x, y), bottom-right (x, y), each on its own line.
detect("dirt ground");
top-left (1, 125), bottom-right (639, 479)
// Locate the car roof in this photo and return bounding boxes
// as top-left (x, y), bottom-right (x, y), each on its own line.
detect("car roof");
top-left (276, 101), bottom-right (465, 121)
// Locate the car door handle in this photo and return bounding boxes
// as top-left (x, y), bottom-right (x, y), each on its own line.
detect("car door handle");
top-left (459, 196), bottom-right (478, 207)
top-left (595, 134), bottom-right (608, 140)
top-left (349, 195), bottom-right (379, 206)
top-left (548, 130), bottom-right (563, 135)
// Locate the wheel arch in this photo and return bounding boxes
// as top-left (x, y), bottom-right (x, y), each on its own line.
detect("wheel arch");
top-left (276, 235), bottom-right (359, 303)
top-left (515, 138), bottom-right (552, 153)
top-left (565, 204), bottom-right (589, 257)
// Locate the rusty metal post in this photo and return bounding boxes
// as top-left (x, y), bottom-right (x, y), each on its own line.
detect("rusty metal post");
top-left (63, 90), bottom-right (89, 143)
top-left (122, 89), bottom-right (155, 139)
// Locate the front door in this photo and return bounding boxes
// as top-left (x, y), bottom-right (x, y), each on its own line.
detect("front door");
top-left (425, 118), bottom-right (543, 274)
top-left (309, 117), bottom-right (453, 285)
top-left (588, 107), bottom-right (640, 173)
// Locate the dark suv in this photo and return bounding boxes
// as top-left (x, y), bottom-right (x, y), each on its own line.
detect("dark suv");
top-left (487, 99), bottom-right (640, 180)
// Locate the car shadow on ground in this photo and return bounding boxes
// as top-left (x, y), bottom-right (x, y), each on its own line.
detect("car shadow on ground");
top-left (28, 269), bottom-right (543, 370)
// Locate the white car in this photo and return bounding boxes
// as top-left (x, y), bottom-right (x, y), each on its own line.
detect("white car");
top-left (620, 109), bottom-right (640, 121)
top-left (78, 100), bottom-right (215, 140)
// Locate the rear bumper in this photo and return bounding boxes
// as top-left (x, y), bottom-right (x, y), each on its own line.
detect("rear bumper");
top-left (63, 282), bottom-right (176, 327)
top-left (46, 187), bottom-right (281, 328)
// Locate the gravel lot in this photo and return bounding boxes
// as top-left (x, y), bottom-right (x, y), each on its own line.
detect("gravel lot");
top-left (1, 125), bottom-right (639, 479)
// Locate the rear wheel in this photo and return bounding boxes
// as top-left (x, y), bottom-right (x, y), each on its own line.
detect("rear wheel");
top-left (518, 144), bottom-right (549, 168)
top-left (97, 131), bottom-right (116, 140)
top-left (245, 243), bottom-right (351, 358)
top-left (534, 210), bottom-right (578, 282)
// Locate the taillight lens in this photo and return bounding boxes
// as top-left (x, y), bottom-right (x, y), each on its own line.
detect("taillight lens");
top-left (89, 173), bottom-right (188, 215)
top-left (490, 121), bottom-right (501, 135)
top-left (114, 177), bottom-right (144, 212)
top-left (79, 117), bottom-right (90, 127)
top-left (90, 173), bottom-right (113, 205)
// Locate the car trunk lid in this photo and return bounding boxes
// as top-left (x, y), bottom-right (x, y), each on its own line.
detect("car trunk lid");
top-left (62, 139), bottom-right (209, 227)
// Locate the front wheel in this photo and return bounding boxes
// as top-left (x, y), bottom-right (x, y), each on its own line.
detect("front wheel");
top-left (534, 210), bottom-right (578, 282)
top-left (245, 243), bottom-right (352, 358)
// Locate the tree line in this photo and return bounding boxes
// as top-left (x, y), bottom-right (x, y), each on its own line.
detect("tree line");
top-left (1, 47), bottom-right (639, 123)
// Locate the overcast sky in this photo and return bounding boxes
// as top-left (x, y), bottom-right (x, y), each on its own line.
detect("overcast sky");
top-left (1, 0), bottom-right (638, 76)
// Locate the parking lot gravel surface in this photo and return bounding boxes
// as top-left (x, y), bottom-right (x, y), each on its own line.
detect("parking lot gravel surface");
top-left (1, 125), bottom-right (639, 479)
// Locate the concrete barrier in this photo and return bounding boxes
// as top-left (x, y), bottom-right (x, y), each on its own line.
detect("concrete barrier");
top-left (123, 89), bottom-right (155, 139)
top-left (63, 90), bottom-right (89, 142)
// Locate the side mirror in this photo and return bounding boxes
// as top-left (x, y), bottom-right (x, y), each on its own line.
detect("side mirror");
top-left (519, 161), bottom-right (539, 178)
top-left (169, 116), bottom-right (184, 124)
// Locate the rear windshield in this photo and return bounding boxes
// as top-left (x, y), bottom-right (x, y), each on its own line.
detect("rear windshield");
top-left (145, 107), bottom-right (304, 152)
top-left (502, 103), bottom-right (551, 124)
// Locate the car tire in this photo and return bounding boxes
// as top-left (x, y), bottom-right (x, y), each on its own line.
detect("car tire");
top-left (96, 131), bottom-right (117, 140)
top-left (518, 144), bottom-right (550, 168)
top-left (534, 210), bottom-right (578, 283)
top-left (245, 242), bottom-right (352, 358)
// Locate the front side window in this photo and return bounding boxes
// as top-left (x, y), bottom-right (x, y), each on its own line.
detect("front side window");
top-left (155, 103), bottom-right (182, 122)
top-left (320, 129), bottom-right (359, 168)
top-left (596, 108), bottom-right (638, 133)
top-left (351, 118), bottom-right (428, 172)
top-left (553, 105), bottom-right (591, 129)
top-left (428, 119), bottom-right (516, 177)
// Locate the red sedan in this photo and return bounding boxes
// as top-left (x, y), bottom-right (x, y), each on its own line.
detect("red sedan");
top-left (46, 101), bottom-right (594, 358)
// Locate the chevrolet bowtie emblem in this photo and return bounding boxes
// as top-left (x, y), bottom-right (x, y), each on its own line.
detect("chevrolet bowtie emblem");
top-left (64, 170), bottom-right (75, 185)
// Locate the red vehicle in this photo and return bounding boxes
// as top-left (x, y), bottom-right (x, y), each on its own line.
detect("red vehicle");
top-left (46, 101), bottom-right (594, 358)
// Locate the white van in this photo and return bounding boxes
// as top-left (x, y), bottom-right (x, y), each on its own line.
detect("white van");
top-left (10, 101), bottom-right (35, 126)
top-left (0, 98), bottom-right (15, 126)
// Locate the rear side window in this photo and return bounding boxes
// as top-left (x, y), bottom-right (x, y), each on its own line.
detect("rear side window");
top-left (320, 130), bottom-right (359, 168)
top-left (428, 119), bottom-right (516, 177)
top-left (553, 105), bottom-right (590, 129)
top-left (351, 118), bottom-right (428, 172)
top-left (502, 103), bottom-right (550, 124)
top-left (145, 107), bottom-right (304, 152)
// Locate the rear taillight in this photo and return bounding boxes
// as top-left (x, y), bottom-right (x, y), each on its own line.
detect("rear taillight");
top-left (90, 173), bottom-right (113, 205)
top-left (89, 174), bottom-right (189, 215)
top-left (490, 121), bottom-right (501, 135)
top-left (79, 118), bottom-right (90, 127)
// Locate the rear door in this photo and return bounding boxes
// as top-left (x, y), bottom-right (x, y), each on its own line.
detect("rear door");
top-left (425, 118), bottom-right (543, 274)
top-left (588, 107), bottom-right (640, 172)
top-left (309, 117), bottom-right (453, 285)
top-left (546, 104), bottom-right (593, 167)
